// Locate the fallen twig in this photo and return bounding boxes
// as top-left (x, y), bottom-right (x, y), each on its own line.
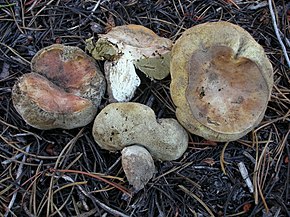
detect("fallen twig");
top-left (220, 142), bottom-right (230, 175)
top-left (4, 145), bottom-right (30, 217)
top-left (179, 185), bottom-right (215, 217)
top-left (49, 168), bottom-right (130, 196)
top-left (238, 161), bottom-right (254, 193)
top-left (59, 174), bottom-right (129, 217)
top-left (268, 0), bottom-right (290, 68)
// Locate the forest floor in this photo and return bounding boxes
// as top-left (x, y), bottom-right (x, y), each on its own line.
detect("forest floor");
top-left (0, 0), bottom-right (289, 216)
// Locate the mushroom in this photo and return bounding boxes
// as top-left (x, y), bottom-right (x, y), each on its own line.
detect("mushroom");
top-left (12, 44), bottom-right (106, 130)
top-left (170, 21), bottom-right (273, 141)
top-left (86, 25), bottom-right (172, 102)
top-left (92, 102), bottom-right (188, 160)
top-left (92, 102), bottom-right (188, 190)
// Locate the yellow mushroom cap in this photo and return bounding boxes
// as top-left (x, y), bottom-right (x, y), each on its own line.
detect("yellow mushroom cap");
top-left (170, 21), bottom-right (273, 141)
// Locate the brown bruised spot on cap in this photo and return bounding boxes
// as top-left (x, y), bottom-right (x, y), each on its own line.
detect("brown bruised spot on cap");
top-left (31, 44), bottom-right (99, 91)
top-left (19, 73), bottom-right (91, 113)
top-left (186, 45), bottom-right (268, 134)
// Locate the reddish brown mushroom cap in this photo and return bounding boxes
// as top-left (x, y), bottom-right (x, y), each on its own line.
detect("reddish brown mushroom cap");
top-left (12, 44), bottom-right (106, 129)
top-left (170, 22), bottom-right (273, 141)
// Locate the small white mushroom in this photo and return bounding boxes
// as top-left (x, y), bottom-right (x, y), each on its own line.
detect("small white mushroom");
top-left (86, 25), bottom-right (172, 102)
top-left (121, 145), bottom-right (156, 192)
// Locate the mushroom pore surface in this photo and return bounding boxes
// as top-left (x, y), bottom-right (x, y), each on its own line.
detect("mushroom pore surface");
top-left (170, 21), bottom-right (273, 141)
top-left (92, 102), bottom-right (188, 161)
top-left (12, 44), bottom-right (106, 129)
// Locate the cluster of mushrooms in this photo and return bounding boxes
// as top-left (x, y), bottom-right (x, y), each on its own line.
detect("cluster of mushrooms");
top-left (12, 22), bottom-right (273, 192)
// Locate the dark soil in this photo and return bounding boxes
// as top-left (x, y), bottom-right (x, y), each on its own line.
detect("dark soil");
top-left (0, 1), bottom-right (289, 216)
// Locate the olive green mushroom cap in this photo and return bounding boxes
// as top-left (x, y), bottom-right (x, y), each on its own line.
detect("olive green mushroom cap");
top-left (170, 21), bottom-right (273, 141)
top-left (12, 44), bottom-right (106, 130)
top-left (92, 102), bottom-right (188, 161)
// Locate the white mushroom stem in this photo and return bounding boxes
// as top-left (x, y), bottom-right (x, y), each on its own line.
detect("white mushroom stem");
top-left (104, 53), bottom-right (140, 102)
top-left (121, 145), bottom-right (156, 192)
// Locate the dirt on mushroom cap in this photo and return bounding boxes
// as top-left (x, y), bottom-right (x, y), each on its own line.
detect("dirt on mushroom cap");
top-left (92, 102), bottom-right (188, 161)
top-left (170, 21), bottom-right (273, 142)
